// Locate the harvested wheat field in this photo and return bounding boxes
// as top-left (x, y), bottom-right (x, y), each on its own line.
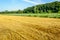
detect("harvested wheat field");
top-left (0, 15), bottom-right (60, 40)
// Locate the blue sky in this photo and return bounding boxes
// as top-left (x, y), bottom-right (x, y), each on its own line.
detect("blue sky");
top-left (0, 0), bottom-right (59, 11)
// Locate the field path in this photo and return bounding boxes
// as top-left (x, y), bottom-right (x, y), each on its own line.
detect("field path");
top-left (0, 15), bottom-right (60, 40)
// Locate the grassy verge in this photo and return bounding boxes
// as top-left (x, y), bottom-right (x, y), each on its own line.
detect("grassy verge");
top-left (0, 13), bottom-right (60, 18)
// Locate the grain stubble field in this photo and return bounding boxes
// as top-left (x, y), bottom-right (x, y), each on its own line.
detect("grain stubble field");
top-left (0, 15), bottom-right (60, 40)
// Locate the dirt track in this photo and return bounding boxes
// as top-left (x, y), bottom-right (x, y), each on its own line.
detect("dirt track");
top-left (0, 15), bottom-right (60, 40)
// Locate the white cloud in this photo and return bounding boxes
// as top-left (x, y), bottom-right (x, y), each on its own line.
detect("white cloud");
top-left (23, 0), bottom-right (41, 4)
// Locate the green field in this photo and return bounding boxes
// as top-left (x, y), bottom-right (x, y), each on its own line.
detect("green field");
top-left (1, 13), bottom-right (60, 18)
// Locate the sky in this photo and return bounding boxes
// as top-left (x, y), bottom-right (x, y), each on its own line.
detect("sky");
top-left (0, 0), bottom-right (60, 11)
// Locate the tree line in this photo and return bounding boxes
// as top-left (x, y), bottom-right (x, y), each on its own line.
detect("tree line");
top-left (0, 10), bottom-right (23, 14)
top-left (23, 1), bottom-right (60, 13)
top-left (0, 1), bottom-right (60, 14)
